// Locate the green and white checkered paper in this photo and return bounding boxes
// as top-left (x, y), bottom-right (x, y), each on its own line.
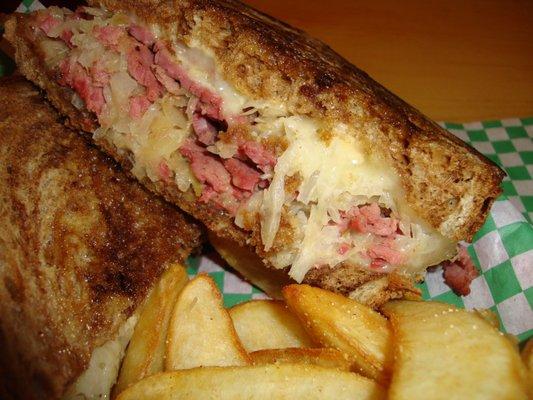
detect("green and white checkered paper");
top-left (2, 0), bottom-right (532, 343)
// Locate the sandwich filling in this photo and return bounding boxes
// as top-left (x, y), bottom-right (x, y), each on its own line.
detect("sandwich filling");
top-left (31, 6), bottom-right (457, 281)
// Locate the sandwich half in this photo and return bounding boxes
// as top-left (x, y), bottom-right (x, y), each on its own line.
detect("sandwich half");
top-left (4, 1), bottom-right (504, 305)
top-left (0, 76), bottom-right (202, 400)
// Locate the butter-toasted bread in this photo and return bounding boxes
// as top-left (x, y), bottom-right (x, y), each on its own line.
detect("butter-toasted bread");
top-left (0, 76), bottom-right (201, 400)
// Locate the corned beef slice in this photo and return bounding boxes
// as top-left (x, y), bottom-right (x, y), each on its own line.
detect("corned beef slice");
top-left (442, 246), bottom-right (478, 296)
top-left (129, 23), bottom-right (155, 46)
top-left (126, 42), bottom-right (162, 102)
top-left (224, 158), bottom-right (261, 192)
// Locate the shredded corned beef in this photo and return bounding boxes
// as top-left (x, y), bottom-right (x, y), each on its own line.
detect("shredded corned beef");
top-left (129, 95), bottom-right (151, 119)
top-left (240, 141), bottom-right (276, 171)
top-left (59, 29), bottom-right (73, 47)
top-left (94, 25), bottom-right (124, 48)
top-left (338, 243), bottom-right (351, 255)
top-left (442, 246), bottom-right (478, 296)
top-left (129, 24), bottom-right (156, 47)
top-left (126, 42), bottom-right (162, 102)
top-left (344, 203), bottom-right (398, 236)
top-left (367, 239), bottom-right (405, 268)
top-left (37, 14), bottom-right (61, 35)
top-left (192, 114), bottom-right (218, 146)
top-left (224, 158), bottom-right (261, 191)
top-left (153, 42), bottom-right (223, 120)
top-left (179, 138), bottom-right (268, 211)
top-left (59, 59), bottom-right (105, 115)
top-left (152, 65), bottom-right (183, 95)
top-left (157, 161), bottom-right (173, 183)
top-left (334, 203), bottom-right (404, 270)
top-left (179, 139), bottom-right (232, 193)
top-left (90, 59), bottom-right (110, 87)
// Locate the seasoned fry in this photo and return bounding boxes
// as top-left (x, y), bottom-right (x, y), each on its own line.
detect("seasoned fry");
top-left (283, 284), bottom-right (392, 382)
top-left (250, 347), bottom-right (351, 371)
top-left (521, 339), bottom-right (533, 399)
top-left (165, 274), bottom-right (251, 370)
top-left (229, 300), bottom-right (314, 352)
top-left (382, 300), bottom-right (528, 400)
top-left (112, 264), bottom-right (188, 397)
top-left (116, 364), bottom-right (385, 400)
top-left (473, 309), bottom-right (500, 329)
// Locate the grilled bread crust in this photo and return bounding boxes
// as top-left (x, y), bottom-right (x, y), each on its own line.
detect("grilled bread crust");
top-left (4, 1), bottom-right (503, 306)
top-left (0, 76), bottom-right (201, 400)
top-left (90, 0), bottom-right (505, 242)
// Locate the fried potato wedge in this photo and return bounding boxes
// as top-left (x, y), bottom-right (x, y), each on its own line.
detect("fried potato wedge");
top-left (473, 308), bottom-right (500, 329)
top-left (521, 339), bottom-right (533, 399)
top-left (116, 364), bottom-right (385, 400)
top-left (165, 274), bottom-right (250, 370)
top-left (282, 284), bottom-right (391, 382)
top-left (250, 347), bottom-right (351, 371)
top-left (229, 300), bottom-right (314, 352)
top-left (113, 263), bottom-right (188, 397)
top-left (382, 300), bottom-right (528, 400)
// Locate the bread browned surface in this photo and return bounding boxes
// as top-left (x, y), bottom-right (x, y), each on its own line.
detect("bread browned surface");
top-left (90, 0), bottom-right (504, 242)
top-left (0, 76), bottom-right (202, 400)
top-left (3, 0), bottom-right (503, 305)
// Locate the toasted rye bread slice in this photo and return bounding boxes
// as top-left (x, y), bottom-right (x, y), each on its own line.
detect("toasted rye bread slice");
top-left (91, 0), bottom-right (504, 243)
top-left (4, 1), bottom-right (503, 305)
top-left (209, 232), bottom-right (421, 308)
top-left (0, 76), bottom-right (202, 400)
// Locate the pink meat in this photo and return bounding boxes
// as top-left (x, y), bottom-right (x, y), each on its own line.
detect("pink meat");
top-left (193, 85), bottom-right (223, 120)
top-left (129, 24), bottom-right (156, 47)
top-left (90, 59), bottom-right (110, 87)
top-left (129, 95), bottom-right (152, 119)
top-left (338, 243), bottom-right (351, 255)
top-left (199, 186), bottom-right (217, 204)
top-left (38, 13), bottom-right (62, 36)
top-left (94, 25), bottom-right (124, 48)
top-left (241, 141), bottom-right (276, 170)
top-left (192, 114), bottom-right (218, 146)
top-left (59, 59), bottom-right (105, 115)
top-left (179, 140), bottom-right (231, 193)
top-left (154, 42), bottom-right (223, 120)
top-left (442, 246), bottom-right (478, 296)
top-left (59, 29), bottom-right (73, 47)
top-left (367, 239), bottom-right (404, 267)
top-left (224, 158), bottom-right (261, 191)
top-left (153, 42), bottom-right (182, 78)
top-left (348, 203), bottom-right (398, 237)
top-left (152, 65), bottom-right (182, 95)
top-left (127, 42), bottom-right (162, 102)
top-left (157, 161), bottom-right (172, 183)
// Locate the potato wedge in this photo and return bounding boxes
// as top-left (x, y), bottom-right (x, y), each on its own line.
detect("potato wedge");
top-left (209, 231), bottom-right (292, 299)
top-left (229, 300), bottom-right (314, 352)
top-left (521, 339), bottom-right (533, 399)
top-left (282, 284), bottom-right (391, 382)
top-left (474, 308), bottom-right (500, 329)
top-left (165, 274), bottom-right (250, 370)
top-left (250, 347), bottom-right (351, 371)
top-left (382, 300), bottom-right (528, 400)
top-left (113, 263), bottom-right (188, 397)
top-left (116, 364), bottom-right (385, 400)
